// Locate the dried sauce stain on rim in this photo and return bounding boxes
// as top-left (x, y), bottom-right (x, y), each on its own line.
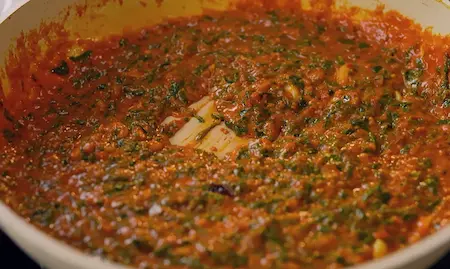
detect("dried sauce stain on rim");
top-left (1, 1), bottom-right (450, 268)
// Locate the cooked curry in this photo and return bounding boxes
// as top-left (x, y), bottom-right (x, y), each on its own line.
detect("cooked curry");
top-left (1, 1), bottom-right (450, 268)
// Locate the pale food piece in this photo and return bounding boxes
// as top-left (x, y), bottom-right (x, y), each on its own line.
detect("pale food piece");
top-left (169, 100), bottom-right (217, 146)
top-left (336, 63), bottom-right (351, 85)
top-left (373, 239), bottom-right (388, 259)
top-left (285, 83), bottom-right (301, 101)
top-left (196, 122), bottom-right (248, 159)
top-left (161, 96), bottom-right (211, 125)
top-left (163, 97), bottom-right (250, 158)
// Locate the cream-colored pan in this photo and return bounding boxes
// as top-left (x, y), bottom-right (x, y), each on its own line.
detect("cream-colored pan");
top-left (1, 1), bottom-right (450, 269)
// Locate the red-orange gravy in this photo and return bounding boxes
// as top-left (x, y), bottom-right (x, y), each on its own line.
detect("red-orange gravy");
top-left (1, 2), bottom-right (450, 268)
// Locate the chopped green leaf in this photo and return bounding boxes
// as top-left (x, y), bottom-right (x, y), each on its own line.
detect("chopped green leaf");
top-left (69, 50), bottom-right (92, 62)
top-left (372, 65), bottom-right (383, 73)
top-left (338, 38), bottom-right (355, 45)
top-left (358, 42), bottom-right (370, 49)
top-left (51, 61), bottom-right (69, 76)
